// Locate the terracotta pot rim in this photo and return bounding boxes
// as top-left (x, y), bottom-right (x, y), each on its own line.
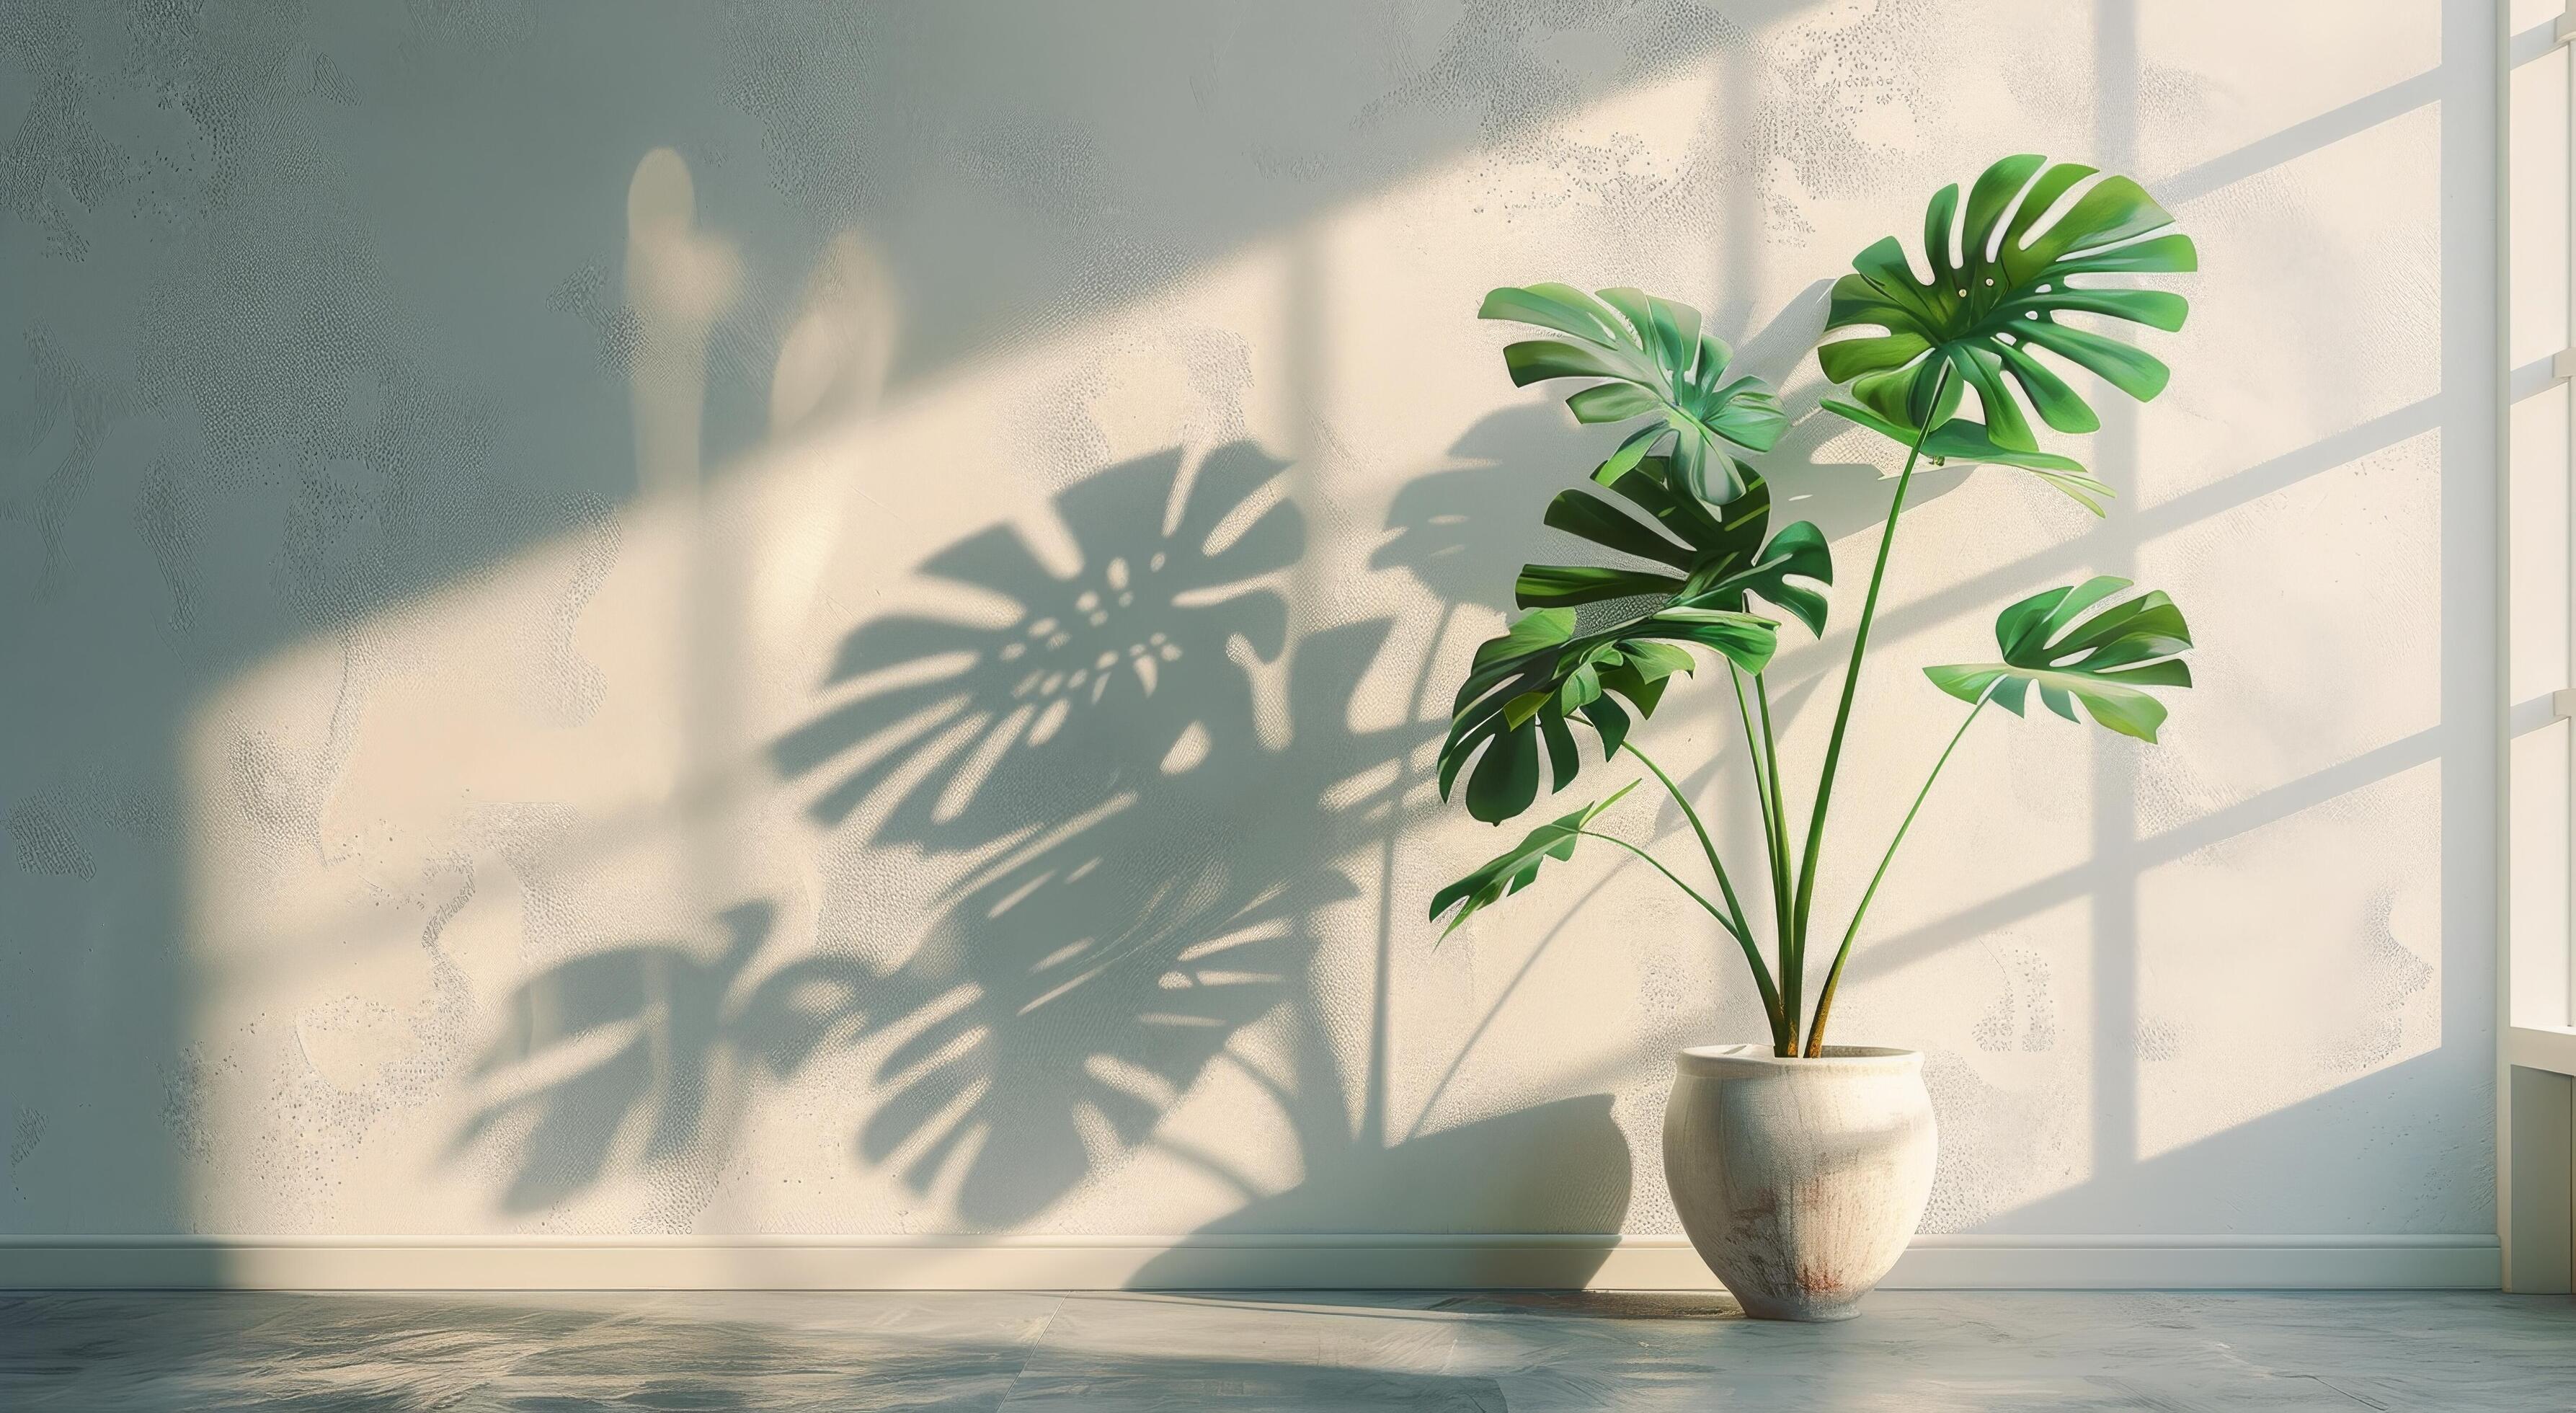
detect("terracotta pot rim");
top-left (1674, 1043), bottom-right (1922, 1076)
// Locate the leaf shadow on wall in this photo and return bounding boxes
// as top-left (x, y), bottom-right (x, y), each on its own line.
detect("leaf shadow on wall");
top-left (455, 440), bottom-right (1460, 1228)
top-left (452, 902), bottom-right (780, 1215)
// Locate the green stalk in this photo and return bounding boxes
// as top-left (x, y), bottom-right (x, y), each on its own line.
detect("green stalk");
top-left (1787, 362), bottom-right (1955, 1037)
top-left (1804, 686), bottom-right (1989, 1055)
top-left (1620, 743), bottom-right (1754, 944)
top-left (1729, 668), bottom-right (1796, 1053)
top-left (1726, 668), bottom-right (1785, 918)
top-left (1616, 743), bottom-right (1786, 1047)
top-left (1571, 829), bottom-right (1732, 929)
top-left (1751, 673), bottom-right (1795, 976)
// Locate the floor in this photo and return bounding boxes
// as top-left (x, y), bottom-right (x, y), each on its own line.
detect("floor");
top-left (2, 1288), bottom-right (2571, 1410)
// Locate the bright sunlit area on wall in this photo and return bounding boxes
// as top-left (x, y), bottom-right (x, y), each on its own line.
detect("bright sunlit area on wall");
top-left (4, 0), bottom-right (2573, 1407)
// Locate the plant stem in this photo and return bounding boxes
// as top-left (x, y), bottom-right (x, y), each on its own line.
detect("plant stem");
top-left (1787, 361), bottom-right (1955, 1041)
top-left (1750, 673), bottom-right (1795, 975)
top-left (1726, 666), bottom-right (1775, 845)
top-left (1726, 670), bottom-right (1783, 913)
top-left (1803, 687), bottom-right (1989, 1055)
top-left (1571, 829), bottom-right (1729, 931)
top-left (1729, 668), bottom-right (1798, 1054)
top-left (1615, 744), bottom-right (1786, 1047)
top-left (1619, 743), bottom-right (1751, 940)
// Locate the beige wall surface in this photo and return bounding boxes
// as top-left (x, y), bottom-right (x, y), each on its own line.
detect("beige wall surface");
top-left (0, 1), bottom-right (2500, 1248)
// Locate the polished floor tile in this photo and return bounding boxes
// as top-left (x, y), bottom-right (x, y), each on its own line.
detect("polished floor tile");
top-left (1, 1288), bottom-right (2569, 1409)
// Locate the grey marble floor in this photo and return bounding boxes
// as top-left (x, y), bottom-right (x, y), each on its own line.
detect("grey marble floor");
top-left (1, 1287), bottom-right (2570, 1410)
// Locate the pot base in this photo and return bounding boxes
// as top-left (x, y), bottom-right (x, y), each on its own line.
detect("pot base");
top-left (1733, 1290), bottom-right (1867, 1323)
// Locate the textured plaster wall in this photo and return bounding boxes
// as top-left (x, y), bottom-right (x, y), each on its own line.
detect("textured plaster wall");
top-left (1, 0), bottom-right (2497, 1242)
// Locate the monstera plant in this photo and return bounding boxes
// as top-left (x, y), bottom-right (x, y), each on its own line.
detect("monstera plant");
top-left (1430, 155), bottom-right (2199, 1062)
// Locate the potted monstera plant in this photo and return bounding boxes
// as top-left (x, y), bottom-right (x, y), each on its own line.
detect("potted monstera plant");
top-left (1429, 155), bottom-right (2199, 1320)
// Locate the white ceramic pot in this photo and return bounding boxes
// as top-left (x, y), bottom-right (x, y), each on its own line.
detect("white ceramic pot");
top-left (1661, 1044), bottom-right (1937, 1321)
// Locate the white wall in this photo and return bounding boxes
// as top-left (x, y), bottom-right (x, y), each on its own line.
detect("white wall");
top-left (0, 0), bottom-right (2502, 1282)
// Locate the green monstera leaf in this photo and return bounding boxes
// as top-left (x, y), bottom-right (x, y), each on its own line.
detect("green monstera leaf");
top-left (1429, 782), bottom-right (1638, 939)
top-left (1480, 284), bottom-right (1789, 505)
top-left (1816, 154), bottom-right (2197, 509)
top-left (1440, 453), bottom-right (1821, 826)
top-left (1510, 456), bottom-right (1833, 637)
top-left (1925, 575), bottom-right (2193, 743)
top-left (1440, 591), bottom-right (1775, 825)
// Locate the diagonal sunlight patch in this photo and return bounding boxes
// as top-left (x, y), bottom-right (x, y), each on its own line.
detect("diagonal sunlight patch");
top-left (2136, 760), bottom-right (2440, 1161)
top-left (1853, 897), bottom-right (2099, 1233)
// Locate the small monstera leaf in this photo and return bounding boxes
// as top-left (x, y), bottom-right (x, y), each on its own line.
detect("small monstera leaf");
top-left (1429, 782), bottom-right (1638, 939)
top-left (1816, 154), bottom-right (2197, 509)
top-left (1480, 284), bottom-right (1789, 505)
top-left (1441, 593), bottom-right (1775, 825)
top-left (1926, 576), bottom-right (2193, 743)
top-left (1510, 455), bottom-right (1831, 637)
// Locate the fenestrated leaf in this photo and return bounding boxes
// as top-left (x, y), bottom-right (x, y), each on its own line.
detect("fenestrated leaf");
top-left (1515, 457), bottom-right (1834, 634)
top-left (1482, 284), bottom-right (1787, 505)
top-left (1615, 640), bottom-right (1696, 682)
top-left (1443, 455), bottom-right (1833, 825)
top-left (1440, 589), bottom-right (1777, 824)
top-left (1576, 692), bottom-right (1633, 757)
top-left (1816, 154), bottom-right (2195, 505)
top-left (1463, 712), bottom-right (1545, 821)
top-left (1925, 575), bottom-right (2194, 742)
top-left (1537, 484), bottom-right (1700, 570)
top-left (1513, 563), bottom-right (1688, 608)
top-left (1646, 606), bottom-right (1777, 660)
top-left (1467, 607), bottom-right (1577, 681)
top-left (1429, 782), bottom-right (1639, 939)
top-left (1681, 519), bottom-right (1831, 637)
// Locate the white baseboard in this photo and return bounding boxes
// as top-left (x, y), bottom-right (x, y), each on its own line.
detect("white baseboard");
top-left (0, 1232), bottom-right (2500, 1291)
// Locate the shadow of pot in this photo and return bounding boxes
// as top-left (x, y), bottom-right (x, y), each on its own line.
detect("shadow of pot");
top-left (1128, 1094), bottom-right (1634, 1290)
